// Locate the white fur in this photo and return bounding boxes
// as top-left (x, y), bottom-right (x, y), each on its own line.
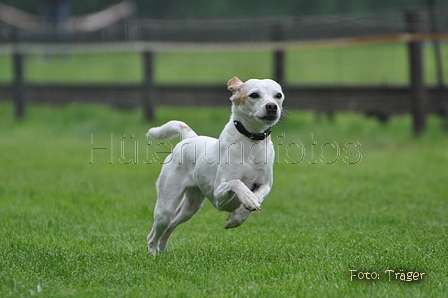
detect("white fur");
top-left (146, 77), bottom-right (284, 256)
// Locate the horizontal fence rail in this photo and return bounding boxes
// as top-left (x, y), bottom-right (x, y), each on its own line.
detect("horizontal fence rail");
top-left (0, 83), bottom-right (446, 116)
top-left (1, 33), bottom-right (448, 54)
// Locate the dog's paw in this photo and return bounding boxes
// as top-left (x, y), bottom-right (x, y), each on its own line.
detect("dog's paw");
top-left (148, 242), bottom-right (158, 257)
top-left (225, 220), bottom-right (240, 229)
top-left (225, 205), bottom-right (252, 229)
top-left (241, 194), bottom-right (261, 212)
top-left (243, 203), bottom-right (260, 212)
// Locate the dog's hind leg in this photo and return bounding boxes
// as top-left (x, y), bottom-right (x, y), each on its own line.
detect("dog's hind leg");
top-left (147, 176), bottom-right (186, 256)
top-left (157, 187), bottom-right (205, 253)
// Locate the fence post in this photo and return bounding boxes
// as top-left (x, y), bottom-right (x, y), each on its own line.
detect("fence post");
top-left (428, 0), bottom-right (444, 89)
top-left (428, 0), bottom-right (448, 123)
top-left (142, 51), bottom-right (155, 122)
top-left (12, 28), bottom-right (26, 120)
top-left (406, 10), bottom-right (427, 136)
top-left (272, 23), bottom-right (285, 84)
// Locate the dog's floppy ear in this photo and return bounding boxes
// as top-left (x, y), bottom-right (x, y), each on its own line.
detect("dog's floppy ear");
top-left (227, 77), bottom-right (243, 92)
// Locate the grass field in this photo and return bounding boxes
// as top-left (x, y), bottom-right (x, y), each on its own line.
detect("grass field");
top-left (0, 102), bottom-right (447, 297)
top-left (0, 42), bottom-right (447, 85)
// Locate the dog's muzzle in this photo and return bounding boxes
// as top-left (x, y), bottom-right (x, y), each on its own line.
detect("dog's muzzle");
top-left (259, 102), bottom-right (279, 123)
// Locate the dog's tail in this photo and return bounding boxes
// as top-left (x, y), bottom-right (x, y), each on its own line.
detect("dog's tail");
top-left (146, 121), bottom-right (198, 140)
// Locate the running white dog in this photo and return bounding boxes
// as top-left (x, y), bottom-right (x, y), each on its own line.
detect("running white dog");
top-left (146, 77), bottom-right (284, 256)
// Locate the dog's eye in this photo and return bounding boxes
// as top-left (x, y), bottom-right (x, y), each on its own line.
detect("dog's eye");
top-left (274, 93), bottom-right (283, 99)
top-left (249, 92), bottom-right (260, 99)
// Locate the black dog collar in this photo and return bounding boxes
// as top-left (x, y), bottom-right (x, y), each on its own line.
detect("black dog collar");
top-left (233, 120), bottom-right (272, 141)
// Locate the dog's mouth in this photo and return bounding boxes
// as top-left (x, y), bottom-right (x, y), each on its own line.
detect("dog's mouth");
top-left (258, 115), bottom-right (278, 123)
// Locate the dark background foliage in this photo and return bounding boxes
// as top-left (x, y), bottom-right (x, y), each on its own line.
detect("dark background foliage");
top-left (0, 0), bottom-right (431, 19)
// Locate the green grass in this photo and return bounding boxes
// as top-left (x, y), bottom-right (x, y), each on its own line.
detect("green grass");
top-left (0, 42), bottom-right (447, 85)
top-left (286, 43), bottom-right (410, 85)
top-left (4, 53), bottom-right (144, 85)
top-left (0, 102), bottom-right (447, 297)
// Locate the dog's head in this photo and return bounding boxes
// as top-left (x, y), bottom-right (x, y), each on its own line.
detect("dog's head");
top-left (227, 77), bottom-right (284, 129)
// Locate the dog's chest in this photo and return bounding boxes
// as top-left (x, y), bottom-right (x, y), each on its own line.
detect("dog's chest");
top-left (221, 137), bottom-right (273, 164)
top-left (221, 148), bottom-right (273, 184)
top-left (238, 163), bottom-right (268, 185)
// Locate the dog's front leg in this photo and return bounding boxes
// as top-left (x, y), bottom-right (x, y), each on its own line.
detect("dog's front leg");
top-left (224, 184), bottom-right (271, 229)
top-left (214, 180), bottom-right (261, 212)
top-left (252, 184), bottom-right (272, 204)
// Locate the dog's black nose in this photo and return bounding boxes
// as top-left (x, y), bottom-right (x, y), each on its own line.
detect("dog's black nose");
top-left (265, 102), bottom-right (278, 113)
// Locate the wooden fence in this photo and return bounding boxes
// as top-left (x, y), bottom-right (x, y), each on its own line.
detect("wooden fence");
top-left (1, 9), bottom-right (447, 134)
